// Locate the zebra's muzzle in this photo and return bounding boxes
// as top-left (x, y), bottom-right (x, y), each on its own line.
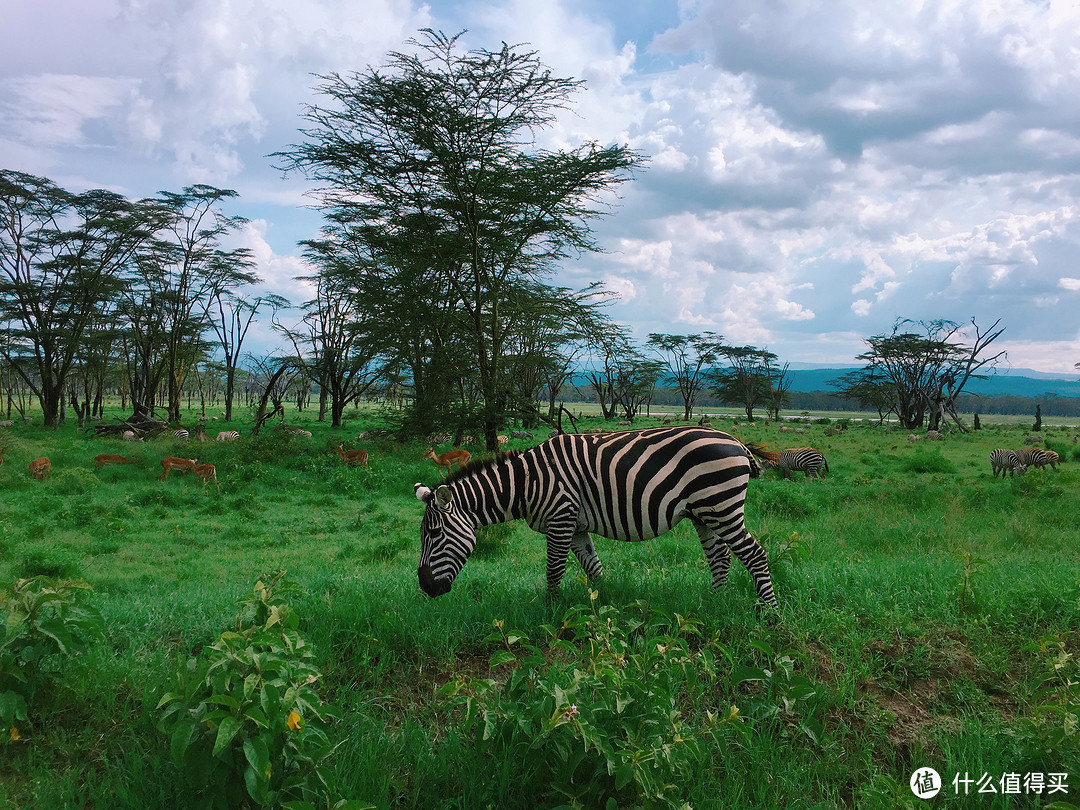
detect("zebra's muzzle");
top-left (418, 564), bottom-right (452, 597)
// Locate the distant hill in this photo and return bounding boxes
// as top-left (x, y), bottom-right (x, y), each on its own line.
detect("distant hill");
top-left (786, 367), bottom-right (1080, 399)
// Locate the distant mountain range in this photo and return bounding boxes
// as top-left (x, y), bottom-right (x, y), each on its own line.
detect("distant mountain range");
top-left (785, 366), bottom-right (1080, 398)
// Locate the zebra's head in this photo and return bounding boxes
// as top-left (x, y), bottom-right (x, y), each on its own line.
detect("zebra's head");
top-left (414, 482), bottom-right (476, 597)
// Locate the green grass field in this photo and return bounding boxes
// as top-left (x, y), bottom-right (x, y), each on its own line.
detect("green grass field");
top-left (1, 408), bottom-right (1078, 809)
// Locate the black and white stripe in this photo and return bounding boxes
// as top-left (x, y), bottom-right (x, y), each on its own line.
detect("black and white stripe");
top-left (1015, 447), bottom-right (1050, 471)
top-left (172, 428), bottom-right (189, 441)
top-left (990, 449), bottom-right (1026, 478)
top-left (216, 430), bottom-right (240, 442)
top-left (775, 447), bottom-right (828, 479)
top-left (414, 426), bottom-right (779, 605)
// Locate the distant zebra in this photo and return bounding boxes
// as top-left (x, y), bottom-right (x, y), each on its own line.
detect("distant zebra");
top-left (414, 426), bottom-right (780, 606)
top-left (216, 430), bottom-right (240, 442)
top-left (774, 447), bottom-right (828, 479)
top-left (990, 449), bottom-right (1026, 478)
top-left (429, 432), bottom-right (452, 445)
top-left (1017, 447), bottom-right (1059, 471)
top-left (172, 428), bottom-right (190, 441)
top-left (1043, 449), bottom-right (1061, 471)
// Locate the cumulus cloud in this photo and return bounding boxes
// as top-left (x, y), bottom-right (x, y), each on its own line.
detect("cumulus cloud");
top-left (6, 0), bottom-right (1080, 371)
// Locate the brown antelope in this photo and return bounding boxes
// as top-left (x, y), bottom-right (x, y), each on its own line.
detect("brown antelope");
top-left (335, 443), bottom-right (369, 466)
top-left (159, 456), bottom-right (198, 481)
top-left (29, 457), bottom-right (50, 481)
top-left (424, 447), bottom-right (471, 476)
top-left (193, 462), bottom-right (220, 492)
top-left (94, 454), bottom-right (135, 468)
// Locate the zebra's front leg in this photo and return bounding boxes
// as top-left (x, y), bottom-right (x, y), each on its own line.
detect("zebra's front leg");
top-left (570, 531), bottom-right (603, 582)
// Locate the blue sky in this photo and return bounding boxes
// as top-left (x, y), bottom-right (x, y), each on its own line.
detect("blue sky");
top-left (3, 0), bottom-right (1080, 374)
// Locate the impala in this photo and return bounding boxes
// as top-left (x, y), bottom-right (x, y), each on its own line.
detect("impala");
top-left (29, 457), bottom-right (50, 481)
top-left (193, 462), bottom-right (220, 492)
top-left (335, 443), bottom-right (369, 466)
top-left (159, 456), bottom-right (199, 481)
top-left (424, 447), bottom-right (471, 476)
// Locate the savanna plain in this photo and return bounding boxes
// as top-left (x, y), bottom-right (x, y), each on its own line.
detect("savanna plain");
top-left (1, 407), bottom-right (1079, 810)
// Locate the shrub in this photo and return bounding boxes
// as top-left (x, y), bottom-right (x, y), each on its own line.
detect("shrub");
top-left (15, 548), bottom-right (82, 580)
top-left (156, 573), bottom-right (362, 809)
top-left (439, 591), bottom-right (748, 808)
top-left (900, 450), bottom-right (956, 474)
top-left (1, 577), bottom-right (105, 742)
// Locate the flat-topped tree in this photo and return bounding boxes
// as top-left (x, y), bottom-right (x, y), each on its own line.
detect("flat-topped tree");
top-left (275, 30), bottom-right (643, 451)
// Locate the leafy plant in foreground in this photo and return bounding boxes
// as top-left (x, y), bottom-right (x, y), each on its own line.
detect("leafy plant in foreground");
top-left (156, 572), bottom-right (366, 809)
top-left (440, 589), bottom-right (748, 809)
top-left (1017, 633), bottom-right (1080, 762)
top-left (0, 576), bottom-right (104, 742)
top-left (731, 633), bottom-right (824, 744)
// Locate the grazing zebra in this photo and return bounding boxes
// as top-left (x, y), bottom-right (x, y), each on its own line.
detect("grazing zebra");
top-left (429, 432), bottom-right (452, 445)
top-left (172, 428), bottom-right (190, 441)
top-left (1043, 449), bottom-right (1061, 471)
top-left (216, 430), bottom-right (240, 442)
top-left (414, 426), bottom-right (780, 606)
top-left (990, 449), bottom-right (1026, 478)
top-left (774, 447), bottom-right (828, 479)
top-left (1017, 447), bottom-right (1059, 471)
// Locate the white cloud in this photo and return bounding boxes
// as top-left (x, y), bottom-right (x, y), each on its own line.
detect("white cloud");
top-left (0, 73), bottom-right (138, 147)
top-left (7, 0), bottom-right (1080, 373)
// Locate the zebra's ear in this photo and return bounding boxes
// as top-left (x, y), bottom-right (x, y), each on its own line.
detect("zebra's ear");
top-left (414, 483), bottom-right (433, 503)
top-left (435, 485), bottom-right (452, 509)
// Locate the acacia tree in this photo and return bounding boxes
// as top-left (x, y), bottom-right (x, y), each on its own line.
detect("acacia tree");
top-left (209, 291), bottom-right (289, 422)
top-left (277, 257), bottom-right (383, 428)
top-left (647, 332), bottom-right (724, 421)
top-left (709, 346), bottom-right (779, 422)
top-left (842, 318), bottom-right (1006, 431)
top-left (0, 171), bottom-right (155, 427)
top-left (118, 186), bottom-right (256, 422)
top-left (277, 30), bottom-right (642, 450)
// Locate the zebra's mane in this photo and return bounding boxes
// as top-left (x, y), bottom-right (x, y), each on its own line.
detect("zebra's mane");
top-left (441, 450), bottom-right (521, 487)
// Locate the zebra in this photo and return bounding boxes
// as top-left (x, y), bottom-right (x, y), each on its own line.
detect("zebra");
top-left (216, 430), bottom-right (240, 442)
top-left (1043, 449), bottom-right (1061, 471)
top-left (1015, 447), bottom-right (1048, 470)
top-left (990, 449), bottom-right (1026, 478)
top-left (414, 426), bottom-right (780, 606)
top-left (1017, 447), bottom-right (1059, 471)
top-left (172, 428), bottom-right (190, 441)
top-left (774, 447), bottom-right (828, 479)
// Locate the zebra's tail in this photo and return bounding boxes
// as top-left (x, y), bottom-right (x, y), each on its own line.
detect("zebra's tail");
top-left (742, 442), bottom-right (782, 478)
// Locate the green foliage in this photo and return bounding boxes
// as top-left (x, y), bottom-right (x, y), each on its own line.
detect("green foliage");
top-left (439, 590), bottom-right (748, 809)
top-left (15, 548), bottom-right (83, 580)
top-left (0, 577), bottom-right (105, 741)
top-left (900, 449), bottom-right (956, 474)
top-left (1016, 633), bottom-right (1080, 760)
top-left (731, 633), bottom-right (824, 744)
top-left (156, 573), bottom-right (358, 809)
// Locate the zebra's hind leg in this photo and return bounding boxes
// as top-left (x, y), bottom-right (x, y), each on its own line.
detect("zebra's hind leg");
top-left (692, 519), bottom-right (733, 589)
top-left (570, 531), bottom-right (603, 582)
top-left (730, 531), bottom-right (778, 606)
top-left (693, 519), bottom-right (777, 606)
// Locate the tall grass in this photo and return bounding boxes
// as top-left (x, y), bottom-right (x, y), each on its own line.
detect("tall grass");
top-left (1, 410), bottom-right (1078, 808)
